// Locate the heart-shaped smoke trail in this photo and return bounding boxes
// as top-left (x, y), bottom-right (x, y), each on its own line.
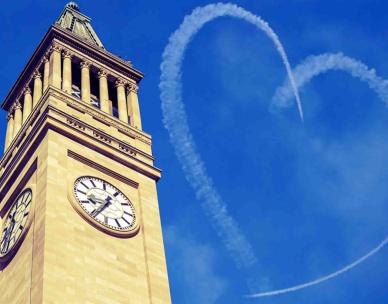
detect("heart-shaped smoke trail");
top-left (159, 2), bottom-right (303, 282)
top-left (246, 52), bottom-right (388, 298)
top-left (159, 3), bottom-right (386, 299)
top-left (271, 52), bottom-right (388, 110)
top-left (160, 1), bottom-right (302, 272)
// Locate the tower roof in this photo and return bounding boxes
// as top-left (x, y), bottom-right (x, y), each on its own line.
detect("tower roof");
top-left (56, 2), bottom-right (104, 48)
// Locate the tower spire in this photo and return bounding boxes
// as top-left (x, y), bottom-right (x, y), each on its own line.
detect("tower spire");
top-left (56, 2), bottom-right (104, 48)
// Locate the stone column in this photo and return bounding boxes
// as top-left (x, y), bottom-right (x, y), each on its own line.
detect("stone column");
top-left (115, 79), bottom-right (128, 123)
top-left (127, 82), bottom-right (142, 129)
top-left (80, 61), bottom-right (91, 104)
top-left (49, 43), bottom-right (62, 89)
top-left (62, 50), bottom-right (73, 94)
top-left (13, 101), bottom-right (23, 138)
top-left (23, 87), bottom-right (33, 123)
top-left (98, 69), bottom-right (110, 114)
top-left (33, 71), bottom-right (42, 107)
top-left (4, 112), bottom-right (14, 151)
top-left (42, 56), bottom-right (49, 92)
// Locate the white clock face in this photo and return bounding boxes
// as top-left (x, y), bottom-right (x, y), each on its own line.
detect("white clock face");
top-left (0, 189), bottom-right (32, 256)
top-left (73, 177), bottom-right (136, 231)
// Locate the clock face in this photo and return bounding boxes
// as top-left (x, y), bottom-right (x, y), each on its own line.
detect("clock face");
top-left (73, 177), bottom-right (137, 232)
top-left (0, 189), bottom-right (32, 256)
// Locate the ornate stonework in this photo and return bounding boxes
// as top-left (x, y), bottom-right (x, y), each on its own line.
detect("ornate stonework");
top-left (33, 71), bottom-right (41, 79)
top-left (80, 60), bottom-right (91, 69)
top-left (115, 78), bottom-right (125, 88)
top-left (13, 100), bottom-right (22, 110)
top-left (62, 49), bottom-right (73, 59)
top-left (127, 82), bottom-right (139, 94)
top-left (23, 87), bottom-right (32, 95)
top-left (97, 69), bottom-right (108, 79)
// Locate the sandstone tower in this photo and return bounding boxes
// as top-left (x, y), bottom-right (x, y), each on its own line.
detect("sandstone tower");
top-left (0, 3), bottom-right (171, 303)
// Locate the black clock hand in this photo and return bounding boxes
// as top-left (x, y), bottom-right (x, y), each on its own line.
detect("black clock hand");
top-left (89, 198), bottom-right (97, 205)
top-left (7, 219), bottom-right (16, 239)
top-left (91, 196), bottom-right (112, 217)
top-left (2, 219), bottom-right (15, 253)
top-left (1, 229), bottom-right (10, 252)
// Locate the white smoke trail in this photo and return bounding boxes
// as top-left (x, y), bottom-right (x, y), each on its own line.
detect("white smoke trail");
top-left (271, 52), bottom-right (388, 110)
top-left (246, 52), bottom-right (388, 298)
top-left (160, 4), bottom-right (387, 298)
top-left (248, 236), bottom-right (388, 298)
top-left (160, 3), bottom-right (303, 271)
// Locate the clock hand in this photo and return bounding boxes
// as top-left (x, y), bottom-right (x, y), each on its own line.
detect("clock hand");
top-left (90, 196), bottom-right (112, 217)
top-left (1, 221), bottom-right (14, 253)
top-left (89, 198), bottom-right (98, 205)
top-left (1, 229), bottom-right (10, 252)
top-left (7, 219), bottom-right (16, 240)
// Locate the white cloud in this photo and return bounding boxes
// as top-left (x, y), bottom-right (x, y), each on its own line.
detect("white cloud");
top-left (165, 226), bottom-right (227, 304)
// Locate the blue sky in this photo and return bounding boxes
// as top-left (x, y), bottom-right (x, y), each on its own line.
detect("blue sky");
top-left (1, 1), bottom-right (387, 303)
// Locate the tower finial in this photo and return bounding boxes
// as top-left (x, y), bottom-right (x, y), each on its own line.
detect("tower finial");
top-left (66, 2), bottom-right (79, 11)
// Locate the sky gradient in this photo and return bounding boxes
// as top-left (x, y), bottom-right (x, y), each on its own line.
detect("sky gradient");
top-left (0, 1), bottom-right (387, 303)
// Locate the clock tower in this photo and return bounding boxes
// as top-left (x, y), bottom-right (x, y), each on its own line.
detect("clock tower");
top-left (0, 3), bottom-right (171, 303)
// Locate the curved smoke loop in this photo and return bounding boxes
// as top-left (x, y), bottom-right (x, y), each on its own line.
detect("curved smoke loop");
top-left (271, 52), bottom-right (388, 110)
top-left (159, 3), bottom-right (387, 299)
top-left (159, 2), bottom-right (302, 271)
top-left (251, 51), bottom-right (388, 298)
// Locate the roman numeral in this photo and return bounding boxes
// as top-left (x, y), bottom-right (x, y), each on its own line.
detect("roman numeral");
top-left (81, 200), bottom-right (90, 204)
top-left (90, 179), bottom-right (96, 187)
top-left (115, 219), bottom-right (121, 228)
top-left (124, 211), bottom-right (133, 217)
top-left (77, 190), bottom-right (87, 195)
top-left (122, 217), bottom-right (130, 225)
top-left (80, 182), bottom-right (90, 189)
top-left (102, 182), bottom-right (106, 190)
top-left (113, 192), bottom-right (119, 197)
top-left (104, 216), bottom-right (108, 225)
top-left (121, 203), bottom-right (128, 206)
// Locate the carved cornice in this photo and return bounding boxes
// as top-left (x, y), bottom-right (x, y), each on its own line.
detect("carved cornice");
top-left (50, 89), bottom-right (152, 145)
